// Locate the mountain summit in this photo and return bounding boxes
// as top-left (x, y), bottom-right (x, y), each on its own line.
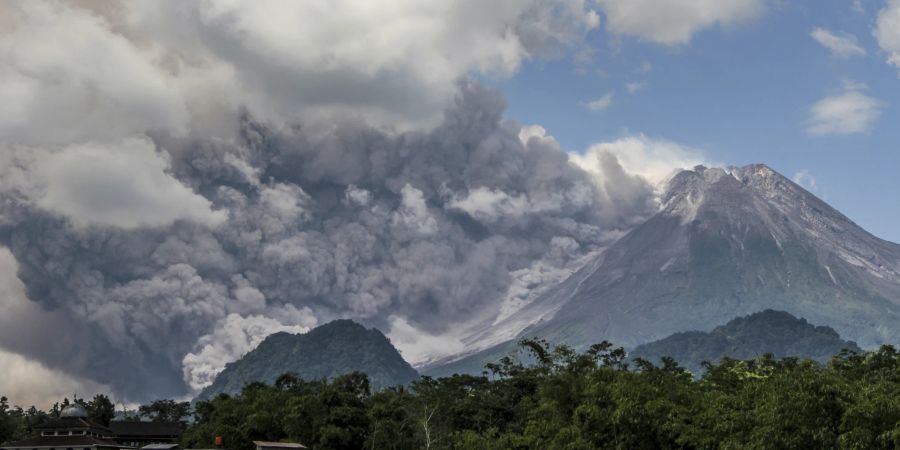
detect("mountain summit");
top-left (198, 320), bottom-right (419, 400)
top-left (429, 164), bottom-right (900, 376)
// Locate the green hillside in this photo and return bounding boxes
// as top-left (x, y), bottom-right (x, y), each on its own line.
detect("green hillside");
top-left (197, 320), bottom-right (419, 400)
top-left (631, 309), bottom-right (862, 374)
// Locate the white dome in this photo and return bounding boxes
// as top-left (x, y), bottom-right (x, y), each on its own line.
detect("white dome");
top-left (60, 404), bottom-right (88, 418)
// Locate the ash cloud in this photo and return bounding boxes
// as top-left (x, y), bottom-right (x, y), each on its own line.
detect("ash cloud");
top-left (0, 83), bottom-right (658, 400)
top-left (0, 0), bottom-right (668, 402)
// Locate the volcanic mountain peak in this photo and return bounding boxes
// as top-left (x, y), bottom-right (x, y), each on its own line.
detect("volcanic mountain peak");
top-left (663, 164), bottom-right (808, 220)
top-left (660, 164), bottom-right (900, 278)
top-left (426, 163), bottom-right (900, 377)
top-left (660, 165), bottom-right (736, 223)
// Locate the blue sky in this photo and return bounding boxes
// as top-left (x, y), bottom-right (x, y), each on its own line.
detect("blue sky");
top-left (495, 0), bottom-right (900, 243)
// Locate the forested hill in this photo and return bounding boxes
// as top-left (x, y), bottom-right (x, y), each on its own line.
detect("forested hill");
top-left (630, 309), bottom-right (862, 373)
top-left (197, 320), bottom-right (419, 400)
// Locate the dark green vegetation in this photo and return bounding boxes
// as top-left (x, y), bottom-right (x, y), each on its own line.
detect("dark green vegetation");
top-left (0, 397), bottom-right (47, 445)
top-left (198, 320), bottom-right (419, 400)
top-left (178, 340), bottom-right (900, 450)
top-left (137, 399), bottom-right (192, 423)
top-left (631, 309), bottom-right (862, 374)
top-left (6, 340), bottom-right (900, 448)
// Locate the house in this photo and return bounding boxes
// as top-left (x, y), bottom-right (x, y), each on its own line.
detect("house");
top-left (108, 422), bottom-right (181, 449)
top-left (0, 404), bottom-right (124, 450)
top-left (253, 442), bottom-right (306, 450)
top-left (0, 405), bottom-right (185, 450)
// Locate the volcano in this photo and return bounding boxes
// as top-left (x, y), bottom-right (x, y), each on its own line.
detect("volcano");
top-left (428, 164), bottom-right (900, 376)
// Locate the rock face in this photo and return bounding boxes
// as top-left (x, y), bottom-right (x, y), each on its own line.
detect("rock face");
top-left (198, 320), bottom-right (419, 400)
top-left (427, 164), bottom-right (900, 376)
top-left (630, 309), bottom-right (862, 374)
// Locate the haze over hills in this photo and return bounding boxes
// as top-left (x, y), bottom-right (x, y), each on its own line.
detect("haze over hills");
top-left (198, 320), bottom-right (419, 400)
top-left (427, 164), bottom-right (900, 376)
top-left (630, 309), bottom-right (862, 374)
top-left (195, 163), bottom-right (900, 390)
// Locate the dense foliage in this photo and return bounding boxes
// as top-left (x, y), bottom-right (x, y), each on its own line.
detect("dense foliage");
top-left (6, 339), bottom-right (900, 449)
top-left (137, 399), bottom-right (192, 424)
top-left (0, 397), bottom-right (47, 445)
top-left (199, 320), bottom-right (419, 400)
top-left (631, 309), bottom-right (862, 374)
top-left (179, 339), bottom-right (900, 450)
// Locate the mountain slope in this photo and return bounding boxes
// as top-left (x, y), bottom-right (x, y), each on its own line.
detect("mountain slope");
top-left (428, 164), bottom-right (900, 376)
top-left (198, 320), bottom-right (419, 400)
top-left (630, 309), bottom-right (862, 374)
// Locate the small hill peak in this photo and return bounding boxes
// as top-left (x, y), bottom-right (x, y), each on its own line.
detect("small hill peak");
top-left (631, 310), bottom-right (861, 374)
top-left (197, 319), bottom-right (418, 401)
top-left (316, 319), bottom-right (370, 332)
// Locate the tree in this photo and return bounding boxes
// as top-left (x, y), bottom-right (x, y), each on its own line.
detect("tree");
top-left (49, 398), bottom-right (71, 418)
top-left (139, 400), bottom-right (191, 424)
top-left (0, 397), bottom-right (15, 445)
top-left (86, 395), bottom-right (115, 426)
top-left (0, 397), bottom-right (43, 445)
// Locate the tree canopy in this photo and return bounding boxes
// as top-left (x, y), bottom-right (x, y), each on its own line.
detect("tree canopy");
top-left (181, 339), bottom-right (900, 450)
top-left (7, 339), bottom-right (900, 449)
top-left (138, 399), bottom-right (192, 424)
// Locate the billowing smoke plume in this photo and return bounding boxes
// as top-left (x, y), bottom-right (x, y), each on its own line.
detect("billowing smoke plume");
top-left (0, 0), bottom-right (677, 402)
top-left (0, 83), bottom-right (658, 398)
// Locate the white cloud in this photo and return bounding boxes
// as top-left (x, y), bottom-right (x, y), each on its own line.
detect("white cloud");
top-left (124, 0), bottom-right (600, 130)
top-left (875, 0), bottom-right (900, 71)
top-left (448, 188), bottom-right (561, 221)
top-left (517, 124), bottom-right (554, 146)
top-left (494, 238), bottom-right (586, 323)
top-left (0, 2), bottom-right (189, 146)
top-left (596, 0), bottom-right (766, 45)
top-left (386, 316), bottom-right (465, 366)
top-left (344, 185), bottom-right (373, 206)
top-left (28, 138), bottom-right (226, 229)
top-left (0, 0), bottom-right (601, 142)
top-left (811, 28), bottom-right (866, 58)
top-left (182, 308), bottom-right (317, 391)
top-left (807, 84), bottom-right (884, 136)
top-left (259, 183), bottom-right (310, 225)
top-left (585, 92), bottom-right (614, 111)
top-left (392, 184), bottom-right (438, 235)
top-left (573, 134), bottom-right (710, 185)
top-left (792, 169), bottom-right (819, 193)
top-left (625, 82), bottom-right (646, 94)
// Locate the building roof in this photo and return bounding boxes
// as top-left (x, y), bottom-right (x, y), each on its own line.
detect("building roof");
top-left (0, 435), bottom-right (123, 449)
top-left (253, 442), bottom-right (306, 449)
top-left (109, 421), bottom-right (182, 437)
top-left (140, 444), bottom-right (180, 450)
top-left (33, 417), bottom-right (112, 433)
